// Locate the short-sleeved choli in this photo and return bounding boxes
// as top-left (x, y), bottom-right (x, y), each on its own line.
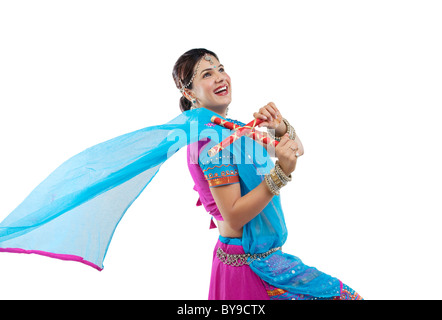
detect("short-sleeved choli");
top-left (186, 118), bottom-right (244, 222)
top-left (197, 118), bottom-right (246, 188)
top-left (198, 148), bottom-right (239, 188)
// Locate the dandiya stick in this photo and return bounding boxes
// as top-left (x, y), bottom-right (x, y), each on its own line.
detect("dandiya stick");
top-left (210, 116), bottom-right (244, 131)
top-left (208, 117), bottom-right (261, 156)
top-left (208, 116), bottom-right (279, 156)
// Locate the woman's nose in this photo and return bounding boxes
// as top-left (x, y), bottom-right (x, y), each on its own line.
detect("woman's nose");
top-left (216, 71), bottom-right (227, 82)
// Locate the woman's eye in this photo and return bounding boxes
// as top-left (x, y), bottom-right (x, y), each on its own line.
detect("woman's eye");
top-left (219, 67), bottom-right (225, 72)
top-left (203, 72), bottom-right (211, 78)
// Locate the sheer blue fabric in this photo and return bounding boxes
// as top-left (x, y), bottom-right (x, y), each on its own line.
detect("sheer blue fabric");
top-left (0, 109), bottom-right (204, 269)
top-left (0, 107), bottom-right (340, 297)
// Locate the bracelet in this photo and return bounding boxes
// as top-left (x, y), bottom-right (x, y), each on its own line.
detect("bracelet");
top-left (265, 173), bottom-right (280, 195)
top-left (285, 118), bottom-right (296, 140)
top-left (270, 167), bottom-right (286, 188)
top-left (267, 118), bottom-right (296, 141)
top-left (274, 161), bottom-right (292, 183)
top-left (264, 164), bottom-right (292, 196)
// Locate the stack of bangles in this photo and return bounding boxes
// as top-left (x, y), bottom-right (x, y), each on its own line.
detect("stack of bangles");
top-left (267, 118), bottom-right (296, 142)
top-left (265, 118), bottom-right (296, 195)
top-left (265, 161), bottom-right (292, 195)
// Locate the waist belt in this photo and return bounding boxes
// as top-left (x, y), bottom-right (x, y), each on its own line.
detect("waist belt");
top-left (216, 246), bottom-right (282, 267)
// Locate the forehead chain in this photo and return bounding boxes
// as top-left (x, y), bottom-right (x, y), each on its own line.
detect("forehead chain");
top-left (179, 54), bottom-right (215, 93)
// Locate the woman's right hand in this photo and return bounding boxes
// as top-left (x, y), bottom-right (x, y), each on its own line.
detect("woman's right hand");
top-left (275, 134), bottom-right (299, 176)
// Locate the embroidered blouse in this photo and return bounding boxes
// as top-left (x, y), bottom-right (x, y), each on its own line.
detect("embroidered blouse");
top-left (186, 118), bottom-right (244, 222)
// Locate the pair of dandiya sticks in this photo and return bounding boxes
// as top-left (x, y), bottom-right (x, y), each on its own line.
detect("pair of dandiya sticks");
top-left (208, 116), bottom-right (279, 157)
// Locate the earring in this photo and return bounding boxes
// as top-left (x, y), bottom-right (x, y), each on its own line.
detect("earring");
top-left (191, 98), bottom-right (197, 110)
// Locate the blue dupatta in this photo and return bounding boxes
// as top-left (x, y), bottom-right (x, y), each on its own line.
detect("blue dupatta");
top-left (0, 107), bottom-right (341, 297)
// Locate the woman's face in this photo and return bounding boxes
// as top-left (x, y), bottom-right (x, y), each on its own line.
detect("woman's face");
top-left (188, 55), bottom-right (232, 114)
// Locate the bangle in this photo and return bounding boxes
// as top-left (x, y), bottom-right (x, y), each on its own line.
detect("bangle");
top-left (265, 173), bottom-right (280, 195)
top-left (265, 164), bottom-right (292, 196)
top-left (285, 118), bottom-right (296, 141)
top-left (270, 167), bottom-right (286, 188)
top-left (267, 118), bottom-right (296, 141)
top-left (275, 160), bottom-right (292, 183)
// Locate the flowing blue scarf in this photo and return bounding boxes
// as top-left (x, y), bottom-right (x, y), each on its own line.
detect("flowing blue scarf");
top-left (0, 107), bottom-right (341, 298)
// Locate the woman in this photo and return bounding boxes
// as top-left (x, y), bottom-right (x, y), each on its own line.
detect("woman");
top-left (0, 48), bottom-right (362, 300)
top-left (173, 48), bottom-right (363, 300)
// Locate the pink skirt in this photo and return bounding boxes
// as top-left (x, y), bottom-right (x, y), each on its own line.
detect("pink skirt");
top-left (208, 236), bottom-right (363, 300)
top-left (208, 236), bottom-right (269, 300)
top-left (188, 136), bottom-right (363, 300)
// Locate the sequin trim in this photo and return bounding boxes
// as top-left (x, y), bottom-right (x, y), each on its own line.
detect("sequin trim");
top-left (264, 282), bottom-right (363, 300)
top-left (208, 175), bottom-right (240, 187)
top-left (266, 288), bottom-right (288, 297)
top-left (203, 163), bottom-right (239, 187)
top-left (203, 164), bottom-right (237, 173)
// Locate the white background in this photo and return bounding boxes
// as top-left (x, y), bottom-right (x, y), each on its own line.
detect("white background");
top-left (0, 0), bottom-right (441, 300)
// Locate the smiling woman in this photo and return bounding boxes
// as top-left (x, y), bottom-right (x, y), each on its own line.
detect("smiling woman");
top-left (173, 49), bottom-right (231, 116)
top-left (0, 48), bottom-right (361, 301)
top-left (172, 48), bottom-right (363, 300)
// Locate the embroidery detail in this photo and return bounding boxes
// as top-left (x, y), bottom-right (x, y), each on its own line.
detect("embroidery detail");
top-left (266, 288), bottom-right (287, 297)
top-left (207, 176), bottom-right (240, 187)
top-left (202, 164), bottom-right (236, 173)
top-left (206, 170), bottom-right (238, 179)
top-left (336, 286), bottom-right (363, 300)
top-left (263, 282), bottom-right (363, 300)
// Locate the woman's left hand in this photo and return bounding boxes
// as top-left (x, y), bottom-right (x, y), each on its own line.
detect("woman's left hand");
top-left (253, 102), bottom-right (304, 158)
top-left (253, 102), bottom-right (286, 133)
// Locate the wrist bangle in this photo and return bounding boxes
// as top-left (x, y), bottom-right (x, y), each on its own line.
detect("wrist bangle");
top-left (270, 167), bottom-right (286, 188)
top-left (265, 173), bottom-right (280, 195)
top-left (283, 118), bottom-right (297, 141)
top-left (275, 160), bottom-right (292, 183)
top-left (267, 118), bottom-right (296, 141)
top-left (265, 164), bottom-right (292, 196)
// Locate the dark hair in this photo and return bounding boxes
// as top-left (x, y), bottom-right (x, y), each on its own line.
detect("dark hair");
top-left (172, 48), bottom-right (219, 112)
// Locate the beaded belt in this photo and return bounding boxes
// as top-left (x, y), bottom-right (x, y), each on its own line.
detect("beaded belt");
top-left (216, 246), bottom-right (282, 267)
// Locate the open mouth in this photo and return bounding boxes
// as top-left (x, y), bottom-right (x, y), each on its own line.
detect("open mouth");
top-left (214, 85), bottom-right (229, 96)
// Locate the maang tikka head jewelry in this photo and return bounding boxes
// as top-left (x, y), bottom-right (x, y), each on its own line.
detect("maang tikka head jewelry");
top-left (179, 53), bottom-right (215, 93)
top-left (180, 53), bottom-right (220, 111)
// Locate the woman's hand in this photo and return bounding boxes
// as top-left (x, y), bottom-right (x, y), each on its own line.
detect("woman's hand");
top-left (253, 102), bottom-right (304, 167)
top-left (275, 134), bottom-right (299, 176)
top-left (253, 102), bottom-right (286, 134)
